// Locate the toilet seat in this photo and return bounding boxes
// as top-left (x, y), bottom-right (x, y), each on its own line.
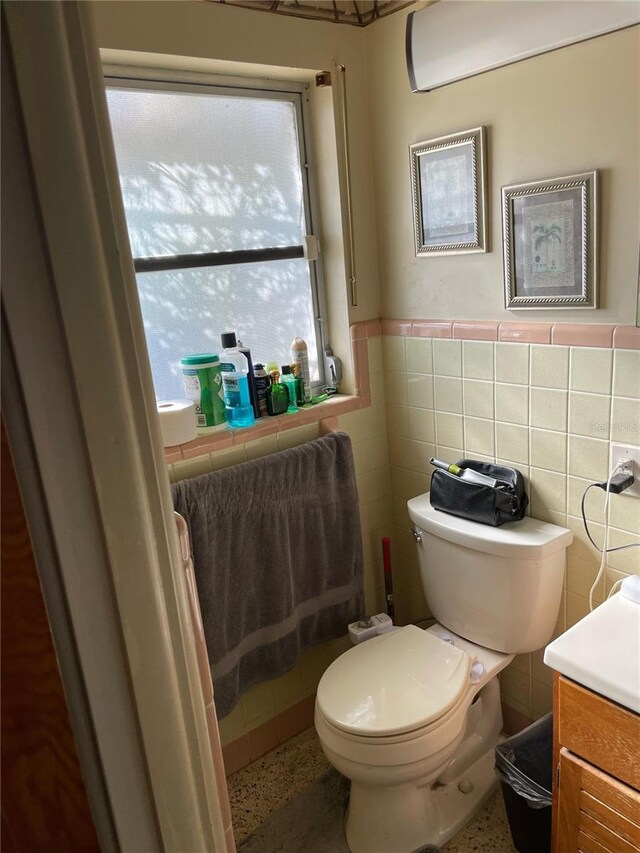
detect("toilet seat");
top-left (316, 625), bottom-right (471, 738)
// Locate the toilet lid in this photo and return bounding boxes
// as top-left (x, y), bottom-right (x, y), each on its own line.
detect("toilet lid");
top-left (316, 625), bottom-right (471, 737)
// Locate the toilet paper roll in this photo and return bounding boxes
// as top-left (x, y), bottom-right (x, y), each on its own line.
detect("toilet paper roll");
top-left (157, 399), bottom-right (197, 447)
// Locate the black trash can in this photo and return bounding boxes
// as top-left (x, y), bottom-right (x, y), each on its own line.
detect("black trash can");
top-left (495, 713), bottom-right (553, 853)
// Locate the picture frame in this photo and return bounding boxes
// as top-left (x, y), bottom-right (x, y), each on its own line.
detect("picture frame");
top-left (410, 127), bottom-right (487, 256)
top-left (502, 171), bottom-right (598, 309)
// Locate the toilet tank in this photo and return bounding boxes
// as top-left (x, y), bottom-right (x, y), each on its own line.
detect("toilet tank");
top-left (407, 492), bottom-right (573, 654)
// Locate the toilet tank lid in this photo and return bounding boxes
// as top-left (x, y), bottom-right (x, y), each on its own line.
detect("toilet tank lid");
top-left (407, 492), bottom-right (573, 559)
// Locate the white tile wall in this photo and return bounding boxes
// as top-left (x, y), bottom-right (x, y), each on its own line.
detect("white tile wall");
top-left (384, 336), bottom-right (640, 720)
top-left (170, 334), bottom-right (639, 737)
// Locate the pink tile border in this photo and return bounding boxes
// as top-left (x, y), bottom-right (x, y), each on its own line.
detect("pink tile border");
top-left (221, 735), bottom-right (250, 776)
top-left (181, 431), bottom-right (233, 459)
top-left (318, 395), bottom-right (360, 417)
top-left (453, 320), bottom-right (499, 341)
top-left (382, 318), bottom-right (413, 336)
top-left (222, 701), bottom-right (316, 776)
top-left (350, 319), bottom-right (382, 339)
top-left (276, 408), bottom-right (319, 431)
top-left (411, 320), bottom-right (453, 338)
top-left (379, 317), bottom-right (634, 349)
top-left (351, 339), bottom-right (370, 397)
top-left (164, 446), bottom-right (184, 462)
top-left (498, 322), bottom-right (552, 344)
top-left (247, 718), bottom-right (280, 762)
top-left (319, 416), bottom-right (339, 434)
top-left (551, 322), bottom-right (615, 348)
top-left (350, 321), bottom-right (368, 341)
top-left (613, 325), bottom-right (640, 350)
top-left (366, 319), bottom-right (382, 338)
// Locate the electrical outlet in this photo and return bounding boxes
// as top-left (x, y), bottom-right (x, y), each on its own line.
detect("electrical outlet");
top-left (610, 443), bottom-right (640, 498)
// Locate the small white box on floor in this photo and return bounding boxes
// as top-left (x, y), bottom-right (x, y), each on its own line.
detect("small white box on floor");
top-left (348, 613), bottom-right (394, 644)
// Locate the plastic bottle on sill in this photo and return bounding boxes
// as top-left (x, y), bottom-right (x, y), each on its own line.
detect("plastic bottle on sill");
top-left (279, 365), bottom-right (299, 413)
top-left (290, 364), bottom-right (305, 407)
top-left (290, 337), bottom-right (311, 403)
top-left (237, 338), bottom-right (260, 419)
top-left (219, 332), bottom-right (255, 429)
top-left (253, 363), bottom-right (271, 418)
top-left (180, 353), bottom-right (226, 432)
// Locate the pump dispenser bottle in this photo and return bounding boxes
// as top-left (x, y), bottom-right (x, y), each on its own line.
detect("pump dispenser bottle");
top-left (219, 332), bottom-right (255, 429)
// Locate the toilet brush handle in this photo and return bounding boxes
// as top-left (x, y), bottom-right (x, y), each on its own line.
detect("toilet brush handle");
top-left (382, 537), bottom-right (394, 621)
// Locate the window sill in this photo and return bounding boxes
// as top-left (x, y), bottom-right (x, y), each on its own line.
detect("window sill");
top-left (163, 393), bottom-right (369, 463)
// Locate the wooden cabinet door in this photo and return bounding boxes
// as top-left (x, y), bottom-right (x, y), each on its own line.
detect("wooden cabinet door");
top-left (556, 748), bottom-right (640, 853)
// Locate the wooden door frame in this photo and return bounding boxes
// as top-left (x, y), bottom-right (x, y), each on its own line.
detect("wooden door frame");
top-left (2, 2), bottom-right (228, 849)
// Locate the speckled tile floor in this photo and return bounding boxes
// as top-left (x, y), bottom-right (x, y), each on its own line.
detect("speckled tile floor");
top-left (228, 726), bottom-right (331, 842)
top-left (229, 726), bottom-right (515, 852)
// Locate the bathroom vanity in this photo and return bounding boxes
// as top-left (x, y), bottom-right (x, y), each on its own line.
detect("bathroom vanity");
top-left (545, 576), bottom-right (640, 853)
top-left (552, 674), bottom-right (640, 852)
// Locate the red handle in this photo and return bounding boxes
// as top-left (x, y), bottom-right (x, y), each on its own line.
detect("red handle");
top-left (382, 536), bottom-right (392, 575)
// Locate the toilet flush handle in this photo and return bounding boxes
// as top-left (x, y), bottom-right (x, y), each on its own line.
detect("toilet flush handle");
top-left (411, 528), bottom-right (422, 543)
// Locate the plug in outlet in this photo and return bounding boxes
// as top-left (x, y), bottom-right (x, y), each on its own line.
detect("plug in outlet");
top-left (610, 444), bottom-right (640, 498)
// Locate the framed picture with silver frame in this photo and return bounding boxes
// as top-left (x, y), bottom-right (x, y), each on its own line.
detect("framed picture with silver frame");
top-left (502, 171), bottom-right (598, 309)
top-left (410, 127), bottom-right (487, 256)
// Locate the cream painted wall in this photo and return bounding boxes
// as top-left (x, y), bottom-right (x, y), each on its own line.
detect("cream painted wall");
top-left (93, 0), bottom-right (639, 737)
top-left (91, 0), bottom-right (382, 345)
top-left (367, 13), bottom-right (640, 324)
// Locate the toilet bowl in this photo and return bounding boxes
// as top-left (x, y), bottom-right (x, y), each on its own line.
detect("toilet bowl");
top-left (315, 624), bottom-right (512, 853)
top-left (315, 491), bottom-right (573, 853)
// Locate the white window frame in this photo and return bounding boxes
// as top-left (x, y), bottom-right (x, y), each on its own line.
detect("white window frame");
top-left (104, 68), bottom-right (329, 389)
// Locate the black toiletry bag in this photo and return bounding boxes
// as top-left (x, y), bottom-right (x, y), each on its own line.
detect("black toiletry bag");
top-left (430, 459), bottom-right (529, 527)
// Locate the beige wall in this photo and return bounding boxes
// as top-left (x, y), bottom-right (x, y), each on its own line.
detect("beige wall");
top-left (93, 2), bottom-right (639, 740)
top-left (367, 13), bottom-right (640, 324)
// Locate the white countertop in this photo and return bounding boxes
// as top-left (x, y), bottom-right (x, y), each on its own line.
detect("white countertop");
top-left (544, 576), bottom-right (640, 714)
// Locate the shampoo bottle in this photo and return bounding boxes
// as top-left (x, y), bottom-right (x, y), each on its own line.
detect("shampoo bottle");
top-left (219, 332), bottom-right (255, 429)
top-left (253, 363), bottom-right (271, 417)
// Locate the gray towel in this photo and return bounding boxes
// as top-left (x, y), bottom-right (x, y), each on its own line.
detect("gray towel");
top-left (171, 431), bottom-right (364, 719)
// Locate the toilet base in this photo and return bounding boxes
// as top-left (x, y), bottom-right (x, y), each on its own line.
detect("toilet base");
top-left (346, 745), bottom-right (499, 853)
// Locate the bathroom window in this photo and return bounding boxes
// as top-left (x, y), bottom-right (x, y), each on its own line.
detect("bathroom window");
top-left (105, 75), bottom-right (326, 400)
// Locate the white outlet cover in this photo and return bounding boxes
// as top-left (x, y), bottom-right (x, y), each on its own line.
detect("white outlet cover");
top-left (610, 443), bottom-right (640, 498)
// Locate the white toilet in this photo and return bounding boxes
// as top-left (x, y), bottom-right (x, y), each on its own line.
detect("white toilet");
top-left (315, 491), bottom-right (573, 853)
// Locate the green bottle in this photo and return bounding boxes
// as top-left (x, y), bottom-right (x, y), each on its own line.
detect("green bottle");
top-left (266, 371), bottom-right (289, 416)
top-left (280, 365), bottom-right (299, 413)
top-left (291, 364), bottom-right (306, 406)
